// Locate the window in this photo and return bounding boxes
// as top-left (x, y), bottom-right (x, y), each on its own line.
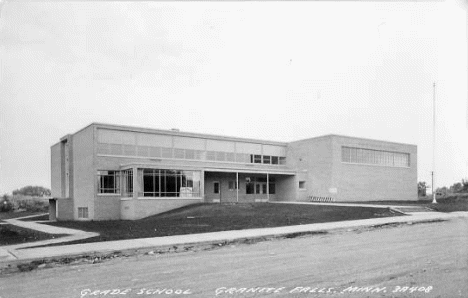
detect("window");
top-left (279, 157), bottom-right (286, 165)
top-left (341, 146), bottom-right (410, 168)
top-left (216, 151), bottom-right (226, 162)
top-left (271, 156), bottom-right (279, 165)
top-left (174, 148), bottom-right (185, 159)
top-left (246, 177), bottom-right (254, 194)
top-left (149, 147), bottom-right (161, 158)
top-left (226, 152), bottom-right (235, 162)
top-left (236, 153), bottom-right (248, 163)
top-left (161, 147), bottom-right (173, 158)
top-left (214, 182), bottom-right (220, 194)
top-left (98, 171), bottom-right (120, 194)
top-left (299, 181), bottom-right (306, 189)
top-left (142, 169), bottom-right (201, 197)
top-left (123, 144), bottom-right (136, 156)
top-left (185, 149), bottom-right (195, 159)
top-left (263, 155), bottom-right (271, 164)
top-left (122, 169), bottom-right (133, 197)
top-left (269, 183), bottom-right (276, 194)
top-left (228, 180), bottom-right (238, 191)
top-left (78, 207), bottom-right (88, 219)
top-left (206, 151), bottom-right (216, 161)
top-left (109, 144), bottom-right (122, 155)
top-left (137, 146), bottom-right (150, 157)
top-left (254, 155), bottom-right (262, 163)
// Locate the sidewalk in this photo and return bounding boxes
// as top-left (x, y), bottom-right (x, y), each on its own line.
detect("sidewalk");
top-left (270, 201), bottom-right (434, 213)
top-left (1, 209), bottom-right (467, 265)
top-left (0, 214), bottom-right (98, 262)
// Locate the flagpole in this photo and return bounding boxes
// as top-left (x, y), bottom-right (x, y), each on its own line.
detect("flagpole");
top-left (432, 82), bottom-right (437, 204)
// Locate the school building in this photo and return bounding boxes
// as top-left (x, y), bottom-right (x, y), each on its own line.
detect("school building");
top-left (50, 123), bottom-right (417, 220)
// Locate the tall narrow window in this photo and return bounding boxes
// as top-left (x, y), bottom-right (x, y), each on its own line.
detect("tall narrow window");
top-left (214, 182), bottom-right (220, 194)
top-left (246, 178), bottom-right (254, 194)
top-left (269, 183), bottom-right (276, 194)
top-left (122, 169), bottom-right (133, 197)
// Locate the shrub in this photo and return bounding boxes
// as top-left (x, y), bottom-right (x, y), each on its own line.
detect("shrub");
top-left (0, 196), bottom-right (14, 212)
top-left (8, 195), bottom-right (49, 212)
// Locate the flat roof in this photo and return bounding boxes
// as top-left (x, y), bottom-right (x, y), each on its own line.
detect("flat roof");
top-left (66, 123), bottom-right (416, 148)
top-left (72, 122), bottom-right (288, 146)
top-left (292, 134), bottom-right (417, 147)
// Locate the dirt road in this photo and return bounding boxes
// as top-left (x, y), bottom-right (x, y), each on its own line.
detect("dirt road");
top-left (1, 217), bottom-right (467, 298)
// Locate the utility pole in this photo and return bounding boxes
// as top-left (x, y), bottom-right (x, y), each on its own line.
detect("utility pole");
top-left (432, 82), bottom-right (437, 204)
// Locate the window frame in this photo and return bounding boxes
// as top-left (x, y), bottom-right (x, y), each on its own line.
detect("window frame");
top-left (298, 181), bottom-right (306, 190)
top-left (97, 170), bottom-right (120, 195)
top-left (213, 181), bottom-right (220, 194)
top-left (78, 207), bottom-right (89, 219)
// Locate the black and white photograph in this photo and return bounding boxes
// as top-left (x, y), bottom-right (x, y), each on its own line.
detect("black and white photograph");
top-left (0, 0), bottom-right (467, 297)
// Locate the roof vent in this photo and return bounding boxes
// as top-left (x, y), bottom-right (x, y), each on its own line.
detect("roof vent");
top-left (171, 128), bottom-right (180, 132)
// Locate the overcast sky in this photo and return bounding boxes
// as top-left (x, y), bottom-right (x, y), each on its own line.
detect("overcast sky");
top-left (0, 0), bottom-right (467, 194)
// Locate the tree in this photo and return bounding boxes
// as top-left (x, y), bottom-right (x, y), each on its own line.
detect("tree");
top-left (0, 194), bottom-right (13, 212)
top-left (12, 186), bottom-right (51, 197)
top-left (418, 181), bottom-right (427, 197)
top-left (461, 179), bottom-right (468, 193)
top-left (449, 182), bottom-right (463, 193)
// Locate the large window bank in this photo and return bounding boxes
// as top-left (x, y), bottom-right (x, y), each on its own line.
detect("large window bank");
top-left (50, 123), bottom-right (417, 220)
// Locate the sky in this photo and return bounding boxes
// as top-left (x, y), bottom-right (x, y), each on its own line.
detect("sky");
top-left (0, 0), bottom-right (467, 194)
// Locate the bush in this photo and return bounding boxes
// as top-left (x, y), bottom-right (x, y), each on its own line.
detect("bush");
top-left (0, 197), bottom-right (14, 212)
top-left (8, 195), bottom-right (49, 212)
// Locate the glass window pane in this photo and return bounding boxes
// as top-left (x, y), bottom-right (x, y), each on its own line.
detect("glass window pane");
top-left (164, 175), bottom-right (175, 196)
top-left (255, 184), bottom-right (260, 194)
top-left (269, 183), bottom-right (275, 194)
top-left (149, 147), bottom-right (161, 158)
top-left (206, 151), bottom-right (216, 161)
top-left (216, 151), bottom-right (226, 161)
top-left (174, 148), bottom-right (185, 159)
top-left (246, 182), bottom-right (254, 194)
top-left (279, 157), bottom-right (286, 165)
top-left (226, 152), bottom-right (235, 162)
top-left (271, 156), bottom-right (279, 165)
top-left (161, 148), bottom-right (173, 158)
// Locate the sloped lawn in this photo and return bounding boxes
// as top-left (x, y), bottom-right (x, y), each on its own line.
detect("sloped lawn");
top-left (344, 194), bottom-right (468, 212)
top-left (43, 203), bottom-right (400, 244)
top-left (0, 224), bottom-right (65, 246)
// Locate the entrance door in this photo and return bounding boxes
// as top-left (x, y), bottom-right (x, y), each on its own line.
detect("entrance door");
top-left (213, 181), bottom-right (221, 202)
top-left (255, 183), bottom-right (267, 194)
top-left (255, 182), bottom-right (268, 202)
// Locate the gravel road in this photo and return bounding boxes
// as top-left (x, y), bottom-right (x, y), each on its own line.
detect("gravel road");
top-left (1, 217), bottom-right (467, 298)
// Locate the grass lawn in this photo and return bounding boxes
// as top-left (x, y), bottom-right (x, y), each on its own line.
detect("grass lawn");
top-left (0, 211), bottom-right (47, 221)
top-left (19, 214), bottom-right (50, 221)
top-left (0, 224), bottom-right (66, 246)
top-left (43, 203), bottom-right (400, 244)
top-left (342, 194), bottom-right (468, 212)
